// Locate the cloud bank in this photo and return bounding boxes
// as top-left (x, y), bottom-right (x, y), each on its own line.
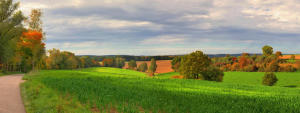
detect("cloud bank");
top-left (18, 0), bottom-right (300, 55)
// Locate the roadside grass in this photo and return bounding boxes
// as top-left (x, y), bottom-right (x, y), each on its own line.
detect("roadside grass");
top-left (21, 67), bottom-right (300, 113)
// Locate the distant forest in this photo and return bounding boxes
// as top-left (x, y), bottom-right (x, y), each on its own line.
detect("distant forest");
top-left (79, 54), bottom-right (259, 61)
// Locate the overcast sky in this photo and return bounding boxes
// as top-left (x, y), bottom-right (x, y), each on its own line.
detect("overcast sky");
top-left (18, 0), bottom-right (300, 55)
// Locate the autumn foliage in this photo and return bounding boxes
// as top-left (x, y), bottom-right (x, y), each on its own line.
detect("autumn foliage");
top-left (20, 31), bottom-right (44, 49)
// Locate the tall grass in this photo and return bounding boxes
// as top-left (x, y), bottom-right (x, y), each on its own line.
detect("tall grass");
top-left (22, 68), bottom-right (300, 113)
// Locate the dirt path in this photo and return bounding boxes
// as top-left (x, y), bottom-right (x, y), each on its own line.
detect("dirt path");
top-left (0, 74), bottom-right (25, 113)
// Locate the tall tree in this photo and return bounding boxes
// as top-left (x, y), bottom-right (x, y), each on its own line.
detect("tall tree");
top-left (148, 58), bottom-right (157, 76)
top-left (0, 0), bottom-right (25, 70)
top-left (20, 30), bottom-right (45, 71)
top-left (128, 60), bottom-right (137, 70)
top-left (28, 9), bottom-right (42, 32)
top-left (262, 45), bottom-right (273, 56)
top-left (171, 56), bottom-right (182, 72)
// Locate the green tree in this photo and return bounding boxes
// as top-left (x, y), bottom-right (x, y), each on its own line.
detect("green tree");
top-left (114, 57), bottom-right (125, 68)
top-left (262, 72), bottom-right (278, 86)
top-left (179, 51), bottom-right (211, 79)
top-left (201, 66), bottom-right (224, 82)
top-left (179, 50), bottom-right (224, 81)
top-left (148, 58), bottom-right (157, 76)
top-left (137, 62), bottom-right (148, 72)
top-left (262, 45), bottom-right (273, 56)
top-left (128, 60), bottom-right (137, 70)
top-left (0, 0), bottom-right (25, 71)
top-left (171, 56), bottom-right (182, 72)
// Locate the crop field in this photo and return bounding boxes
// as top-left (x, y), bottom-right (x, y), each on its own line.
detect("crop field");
top-left (280, 55), bottom-right (300, 60)
top-left (158, 71), bottom-right (300, 87)
top-left (123, 60), bottom-right (173, 73)
top-left (21, 67), bottom-right (300, 113)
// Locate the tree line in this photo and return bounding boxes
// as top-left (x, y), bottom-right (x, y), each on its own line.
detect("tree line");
top-left (211, 45), bottom-right (299, 72)
top-left (171, 46), bottom-right (299, 86)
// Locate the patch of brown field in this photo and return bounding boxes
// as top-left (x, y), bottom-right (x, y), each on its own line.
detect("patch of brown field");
top-left (280, 55), bottom-right (300, 59)
top-left (171, 75), bottom-right (184, 79)
top-left (123, 60), bottom-right (173, 74)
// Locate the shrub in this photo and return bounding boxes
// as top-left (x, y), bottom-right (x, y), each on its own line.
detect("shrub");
top-left (137, 62), bottom-right (148, 72)
top-left (201, 66), bottom-right (224, 82)
top-left (262, 72), bottom-right (278, 86)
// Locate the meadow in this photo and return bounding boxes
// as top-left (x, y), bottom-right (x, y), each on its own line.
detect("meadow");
top-left (21, 67), bottom-right (300, 113)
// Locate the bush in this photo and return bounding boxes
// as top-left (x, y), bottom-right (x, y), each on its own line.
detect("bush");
top-left (262, 72), bottom-right (278, 86)
top-left (201, 67), bottom-right (224, 82)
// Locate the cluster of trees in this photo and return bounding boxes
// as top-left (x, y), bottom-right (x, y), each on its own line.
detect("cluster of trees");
top-left (172, 51), bottom-right (224, 82)
top-left (81, 55), bottom-right (175, 62)
top-left (102, 57), bottom-right (125, 68)
top-left (0, 0), bottom-right (46, 73)
top-left (45, 49), bottom-right (100, 70)
top-left (126, 58), bottom-right (157, 76)
top-left (211, 45), bottom-right (298, 72)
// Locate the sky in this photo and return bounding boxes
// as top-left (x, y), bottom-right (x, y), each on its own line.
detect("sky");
top-left (18, 0), bottom-right (300, 55)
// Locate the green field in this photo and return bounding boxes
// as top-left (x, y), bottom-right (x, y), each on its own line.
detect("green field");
top-left (22, 67), bottom-right (300, 113)
top-left (286, 59), bottom-right (299, 63)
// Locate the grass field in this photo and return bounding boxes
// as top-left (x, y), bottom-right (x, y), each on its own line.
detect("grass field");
top-left (286, 59), bottom-right (300, 63)
top-left (22, 67), bottom-right (300, 113)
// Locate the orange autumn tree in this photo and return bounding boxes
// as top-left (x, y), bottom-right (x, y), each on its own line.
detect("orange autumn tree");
top-left (19, 30), bottom-right (45, 71)
top-left (18, 9), bottom-right (45, 72)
